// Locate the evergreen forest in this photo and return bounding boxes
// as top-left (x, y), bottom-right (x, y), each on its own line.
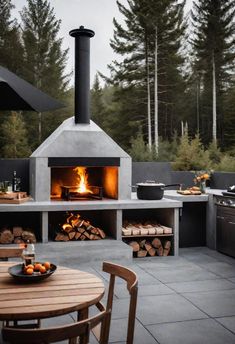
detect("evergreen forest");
top-left (0, 0), bottom-right (235, 171)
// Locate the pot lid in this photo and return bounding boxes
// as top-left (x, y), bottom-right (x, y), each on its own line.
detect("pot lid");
top-left (136, 181), bottom-right (165, 187)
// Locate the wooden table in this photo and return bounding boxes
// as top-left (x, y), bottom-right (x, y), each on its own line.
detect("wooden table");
top-left (0, 262), bottom-right (105, 321)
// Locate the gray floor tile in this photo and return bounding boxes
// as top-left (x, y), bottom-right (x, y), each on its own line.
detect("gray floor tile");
top-left (216, 316), bottom-right (235, 334)
top-left (147, 318), bottom-right (235, 344)
top-left (183, 289), bottom-right (235, 317)
top-left (148, 264), bottom-right (220, 283)
top-left (135, 256), bottom-right (191, 269)
top-left (115, 283), bottom-right (175, 298)
top-left (108, 318), bottom-right (157, 344)
top-left (201, 262), bottom-right (235, 278)
top-left (166, 278), bottom-right (235, 293)
top-left (228, 277), bottom-right (235, 284)
top-left (136, 294), bottom-right (207, 325)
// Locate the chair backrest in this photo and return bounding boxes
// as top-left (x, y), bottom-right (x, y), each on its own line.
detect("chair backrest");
top-left (103, 261), bottom-right (138, 344)
top-left (0, 247), bottom-right (23, 260)
top-left (2, 307), bottom-right (110, 344)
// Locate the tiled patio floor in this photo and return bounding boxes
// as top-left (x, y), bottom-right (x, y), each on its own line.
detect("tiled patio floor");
top-left (1, 247), bottom-right (235, 343)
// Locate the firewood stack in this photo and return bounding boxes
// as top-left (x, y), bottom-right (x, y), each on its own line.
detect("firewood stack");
top-left (0, 227), bottom-right (36, 244)
top-left (55, 213), bottom-right (106, 241)
top-left (122, 221), bottom-right (173, 236)
top-left (127, 237), bottom-right (172, 257)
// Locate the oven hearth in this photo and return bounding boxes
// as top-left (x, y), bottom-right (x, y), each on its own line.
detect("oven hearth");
top-left (61, 185), bottom-right (103, 201)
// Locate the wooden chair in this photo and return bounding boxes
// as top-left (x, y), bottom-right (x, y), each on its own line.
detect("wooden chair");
top-left (0, 246), bottom-right (41, 329)
top-left (0, 247), bottom-right (23, 261)
top-left (94, 261), bottom-right (138, 344)
top-left (2, 305), bottom-right (110, 344)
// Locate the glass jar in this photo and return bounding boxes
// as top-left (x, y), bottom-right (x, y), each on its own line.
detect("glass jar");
top-left (22, 242), bottom-right (35, 266)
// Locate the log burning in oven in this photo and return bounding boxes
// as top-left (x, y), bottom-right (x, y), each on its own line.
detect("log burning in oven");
top-left (61, 167), bottom-right (103, 200)
top-left (55, 212), bottom-right (106, 241)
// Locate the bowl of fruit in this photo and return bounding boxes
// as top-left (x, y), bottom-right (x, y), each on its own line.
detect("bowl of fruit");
top-left (8, 262), bottom-right (57, 283)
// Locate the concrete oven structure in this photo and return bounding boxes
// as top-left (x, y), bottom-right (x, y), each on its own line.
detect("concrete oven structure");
top-left (30, 26), bottom-right (131, 203)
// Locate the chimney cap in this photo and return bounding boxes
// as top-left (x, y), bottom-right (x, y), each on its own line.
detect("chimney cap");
top-left (69, 26), bottom-right (95, 38)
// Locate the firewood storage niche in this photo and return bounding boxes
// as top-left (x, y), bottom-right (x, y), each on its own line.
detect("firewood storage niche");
top-left (49, 210), bottom-right (118, 241)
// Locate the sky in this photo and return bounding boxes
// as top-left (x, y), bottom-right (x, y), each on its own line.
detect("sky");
top-left (12, 0), bottom-right (193, 86)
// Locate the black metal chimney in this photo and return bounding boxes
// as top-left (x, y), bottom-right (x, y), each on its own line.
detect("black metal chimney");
top-left (69, 26), bottom-right (95, 124)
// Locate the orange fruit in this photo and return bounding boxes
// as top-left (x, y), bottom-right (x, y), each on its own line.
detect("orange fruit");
top-left (26, 268), bottom-right (34, 275)
top-left (39, 266), bottom-right (46, 274)
top-left (34, 263), bottom-right (42, 271)
top-left (43, 262), bottom-right (51, 270)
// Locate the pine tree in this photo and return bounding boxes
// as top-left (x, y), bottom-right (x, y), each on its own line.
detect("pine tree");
top-left (0, 112), bottom-right (31, 158)
top-left (20, 0), bottom-right (69, 149)
top-left (0, 0), bottom-right (24, 73)
top-left (91, 74), bottom-right (106, 126)
top-left (191, 0), bottom-right (235, 146)
top-left (107, 0), bottom-right (186, 151)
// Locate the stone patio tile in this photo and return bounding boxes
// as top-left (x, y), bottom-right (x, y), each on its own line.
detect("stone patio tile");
top-left (135, 256), bottom-right (191, 269)
top-left (106, 318), bottom-right (157, 344)
top-left (97, 265), bottom-right (159, 286)
top-left (229, 277), bottom-right (235, 284)
top-left (114, 283), bottom-right (175, 299)
top-left (183, 289), bottom-right (235, 317)
top-left (216, 316), bottom-right (235, 334)
top-left (136, 294), bottom-right (207, 325)
top-left (166, 278), bottom-right (235, 293)
top-left (200, 262), bottom-right (235, 278)
top-left (178, 252), bottom-right (221, 265)
top-left (148, 264), bottom-right (219, 283)
top-left (147, 318), bottom-right (235, 344)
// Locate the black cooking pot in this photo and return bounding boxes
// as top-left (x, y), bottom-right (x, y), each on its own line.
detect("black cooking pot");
top-left (135, 181), bottom-right (181, 200)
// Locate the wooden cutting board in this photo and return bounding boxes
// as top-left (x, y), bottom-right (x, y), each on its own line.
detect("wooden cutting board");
top-left (177, 190), bottom-right (202, 195)
top-left (0, 192), bottom-right (30, 203)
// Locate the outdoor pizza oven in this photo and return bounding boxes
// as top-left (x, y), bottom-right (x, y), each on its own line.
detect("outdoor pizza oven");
top-left (29, 26), bottom-right (131, 202)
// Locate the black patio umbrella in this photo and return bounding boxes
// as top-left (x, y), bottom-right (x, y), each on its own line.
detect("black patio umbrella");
top-left (0, 66), bottom-right (64, 112)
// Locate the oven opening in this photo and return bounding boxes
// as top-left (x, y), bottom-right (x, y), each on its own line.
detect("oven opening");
top-left (51, 166), bottom-right (118, 200)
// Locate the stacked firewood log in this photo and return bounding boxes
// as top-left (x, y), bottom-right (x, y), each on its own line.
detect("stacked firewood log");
top-left (122, 221), bottom-right (172, 236)
top-left (0, 227), bottom-right (36, 244)
top-left (127, 238), bottom-right (171, 257)
top-left (55, 213), bottom-right (106, 241)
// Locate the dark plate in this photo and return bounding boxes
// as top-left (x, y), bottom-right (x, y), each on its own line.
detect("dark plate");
top-left (8, 263), bottom-right (57, 283)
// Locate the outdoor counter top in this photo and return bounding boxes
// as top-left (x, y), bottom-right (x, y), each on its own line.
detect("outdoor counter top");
top-left (164, 188), bottom-right (226, 202)
top-left (0, 195), bottom-right (182, 212)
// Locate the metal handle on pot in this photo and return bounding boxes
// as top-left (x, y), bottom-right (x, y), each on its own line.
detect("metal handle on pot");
top-left (165, 183), bottom-right (183, 190)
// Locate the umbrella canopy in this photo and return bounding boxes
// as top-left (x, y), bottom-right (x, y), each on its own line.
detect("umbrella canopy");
top-left (0, 66), bottom-right (64, 112)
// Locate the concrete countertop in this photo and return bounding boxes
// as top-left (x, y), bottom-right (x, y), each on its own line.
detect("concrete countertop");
top-left (164, 188), bottom-right (227, 202)
top-left (0, 195), bottom-right (182, 212)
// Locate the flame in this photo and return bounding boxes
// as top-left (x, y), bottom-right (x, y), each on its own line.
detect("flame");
top-left (73, 167), bottom-right (93, 194)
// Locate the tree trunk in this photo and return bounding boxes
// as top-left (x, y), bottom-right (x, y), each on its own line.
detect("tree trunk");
top-left (212, 53), bottom-right (217, 141)
top-left (154, 27), bottom-right (159, 155)
top-left (145, 34), bottom-right (152, 148)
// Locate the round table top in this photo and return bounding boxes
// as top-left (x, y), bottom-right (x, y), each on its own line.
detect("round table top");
top-left (0, 262), bottom-right (105, 321)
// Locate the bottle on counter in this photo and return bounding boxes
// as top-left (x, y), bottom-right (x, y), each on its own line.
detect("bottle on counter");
top-left (22, 241), bottom-right (35, 266)
top-left (12, 171), bottom-right (17, 192)
top-left (12, 171), bottom-right (21, 192)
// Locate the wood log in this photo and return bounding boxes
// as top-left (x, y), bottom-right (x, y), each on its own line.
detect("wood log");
top-left (163, 240), bottom-right (171, 256)
top-left (14, 237), bottom-right (24, 244)
top-left (0, 228), bottom-right (14, 244)
top-left (129, 241), bottom-right (140, 252)
top-left (12, 226), bottom-right (23, 237)
top-left (139, 239), bottom-right (146, 249)
top-left (89, 234), bottom-right (100, 240)
top-left (22, 230), bottom-right (36, 243)
top-left (148, 247), bottom-right (156, 256)
top-left (152, 237), bottom-right (163, 256)
top-left (77, 228), bottom-right (85, 234)
top-left (75, 232), bottom-right (82, 240)
top-left (144, 241), bottom-right (152, 252)
top-left (55, 233), bottom-right (69, 241)
top-left (97, 228), bottom-right (106, 239)
top-left (79, 234), bottom-right (86, 241)
top-left (91, 228), bottom-right (99, 235)
top-left (62, 224), bottom-right (73, 233)
top-left (83, 231), bottom-right (90, 239)
top-left (122, 228), bottom-right (132, 236)
top-left (68, 231), bottom-right (76, 240)
top-left (137, 249), bottom-right (147, 258)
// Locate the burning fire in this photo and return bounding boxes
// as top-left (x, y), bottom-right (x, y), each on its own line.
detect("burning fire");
top-left (73, 167), bottom-right (93, 194)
